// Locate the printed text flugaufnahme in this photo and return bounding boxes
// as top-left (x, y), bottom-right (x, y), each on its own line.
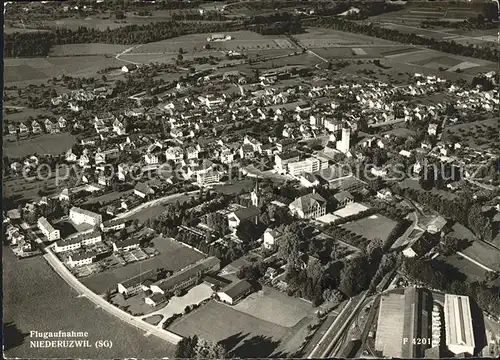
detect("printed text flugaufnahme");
top-left (30, 331), bottom-right (89, 339)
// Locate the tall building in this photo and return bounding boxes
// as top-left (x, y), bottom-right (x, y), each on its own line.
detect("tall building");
top-left (336, 127), bottom-right (351, 154)
top-left (444, 294), bottom-right (475, 355)
top-left (251, 181), bottom-right (259, 207)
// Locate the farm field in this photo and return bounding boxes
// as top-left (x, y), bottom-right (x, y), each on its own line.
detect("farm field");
top-left (233, 286), bottom-right (313, 327)
top-left (3, 108), bottom-right (54, 123)
top-left (49, 43), bottom-right (130, 56)
top-left (4, 56), bottom-right (124, 85)
top-left (2, 247), bottom-right (175, 358)
top-left (169, 299), bottom-right (312, 357)
top-left (340, 213), bottom-right (398, 242)
top-left (129, 31), bottom-right (296, 54)
top-left (81, 237), bottom-right (205, 294)
top-left (3, 132), bottom-right (76, 158)
top-left (296, 27), bottom-right (398, 48)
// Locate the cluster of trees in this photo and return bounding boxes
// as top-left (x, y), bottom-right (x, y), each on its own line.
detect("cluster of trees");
top-left (304, 17), bottom-right (499, 62)
top-left (175, 336), bottom-right (226, 359)
top-left (171, 10), bottom-right (226, 21)
top-left (5, 21), bottom-right (241, 57)
top-left (395, 185), bottom-right (495, 242)
top-left (421, 18), bottom-right (498, 31)
top-left (403, 257), bottom-right (500, 318)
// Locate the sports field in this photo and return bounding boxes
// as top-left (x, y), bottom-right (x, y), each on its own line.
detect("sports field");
top-left (341, 213), bottom-right (398, 242)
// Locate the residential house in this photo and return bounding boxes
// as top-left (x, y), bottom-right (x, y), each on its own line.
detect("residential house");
top-left (300, 172), bottom-right (320, 188)
top-left (44, 118), bottom-right (59, 133)
top-left (112, 118), bottom-right (126, 135)
top-left (8, 124), bottom-right (16, 135)
top-left (31, 120), bottom-right (42, 134)
top-left (67, 251), bottom-right (97, 268)
top-left (227, 206), bottom-right (260, 230)
top-left (377, 188), bottom-right (393, 200)
top-left (69, 207), bottom-right (102, 226)
top-left (65, 149), bottom-right (78, 162)
top-left (134, 182), bottom-right (155, 198)
top-left (334, 191), bottom-right (354, 208)
top-left (186, 146), bottom-right (199, 160)
top-left (239, 144), bottom-right (255, 159)
top-left (37, 217), bottom-right (60, 241)
top-left (58, 116), bottom-right (67, 129)
top-left (165, 146), bottom-right (184, 163)
top-left (121, 64), bottom-right (138, 73)
top-left (112, 237), bottom-right (141, 252)
top-left (263, 227), bottom-right (282, 249)
top-left (100, 218), bottom-right (127, 232)
top-left (289, 192), bottom-right (327, 219)
top-left (19, 123), bottom-right (29, 133)
top-left (144, 152), bottom-right (159, 165)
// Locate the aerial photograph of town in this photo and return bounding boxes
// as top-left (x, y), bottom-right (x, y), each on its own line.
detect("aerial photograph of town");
top-left (1, 0), bottom-right (499, 359)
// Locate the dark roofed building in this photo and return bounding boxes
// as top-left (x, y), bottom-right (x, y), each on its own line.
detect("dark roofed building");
top-left (150, 257), bottom-right (220, 295)
top-left (217, 280), bottom-right (253, 305)
top-left (333, 190), bottom-right (354, 208)
top-left (227, 206), bottom-right (260, 229)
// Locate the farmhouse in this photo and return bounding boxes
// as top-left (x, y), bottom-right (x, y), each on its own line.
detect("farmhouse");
top-left (289, 192), bottom-right (327, 219)
top-left (69, 207), bottom-right (102, 226)
top-left (121, 64), bottom-right (138, 73)
top-left (117, 269), bottom-right (158, 296)
top-left (37, 217), bottom-right (60, 241)
top-left (217, 280), bottom-right (253, 305)
top-left (207, 33), bottom-right (232, 42)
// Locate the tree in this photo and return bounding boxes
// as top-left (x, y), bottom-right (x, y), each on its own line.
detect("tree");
top-left (175, 335), bottom-right (198, 358)
top-left (277, 229), bottom-right (300, 266)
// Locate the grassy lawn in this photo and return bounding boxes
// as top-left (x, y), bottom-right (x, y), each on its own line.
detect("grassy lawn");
top-left (4, 133), bottom-right (76, 158)
top-left (400, 178), bottom-right (458, 201)
top-left (440, 254), bottom-right (487, 283)
top-left (2, 246), bottom-right (175, 358)
top-left (341, 213), bottom-right (398, 242)
top-left (143, 315), bottom-right (164, 326)
top-left (168, 300), bottom-right (289, 357)
top-left (81, 237), bottom-right (205, 294)
top-left (233, 286), bottom-right (313, 327)
top-left (460, 241), bottom-right (500, 273)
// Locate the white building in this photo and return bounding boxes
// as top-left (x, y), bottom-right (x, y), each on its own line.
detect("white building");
top-left (444, 294), bottom-right (475, 355)
top-left (336, 128), bottom-right (350, 154)
top-left (69, 207), bottom-right (102, 226)
top-left (37, 217), bottom-right (60, 241)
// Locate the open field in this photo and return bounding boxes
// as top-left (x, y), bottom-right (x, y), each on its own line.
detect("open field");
top-left (2, 246), bottom-right (175, 358)
top-left (4, 56), bottom-right (124, 85)
top-left (460, 241), bottom-right (500, 273)
top-left (49, 43), bottom-right (130, 56)
top-left (4, 132), bottom-right (76, 158)
top-left (439, 253), bottom-right (487, 283)
top-left (400, 178), bottom-right (459, 201)
top-left (81, 237), bottom-right (205, 294)
top-left (296, 27), bottom-right (397, 48)
top-left (340, 213), bottom-right (398, 242)
top-left (233, 286), bottom-right (313, 327)
top-left (126, 31), bottom-right (297, 56)
top-left (3, 108), bottom-right (54, 123)
top-left (169, 299), bottom-right (311, 357)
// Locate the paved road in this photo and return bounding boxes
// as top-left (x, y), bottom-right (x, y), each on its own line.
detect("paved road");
top-left (115, 190), bottom-right (198, 220)
top-left (43, 247), bottom-right (182, 345)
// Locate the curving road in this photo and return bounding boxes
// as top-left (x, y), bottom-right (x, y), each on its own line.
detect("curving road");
top-left (43, 247), bottom-right (182, 345)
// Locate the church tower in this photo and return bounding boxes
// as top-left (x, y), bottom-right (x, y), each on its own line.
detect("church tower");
top-left (251, 180), bottom-right (259, 207)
